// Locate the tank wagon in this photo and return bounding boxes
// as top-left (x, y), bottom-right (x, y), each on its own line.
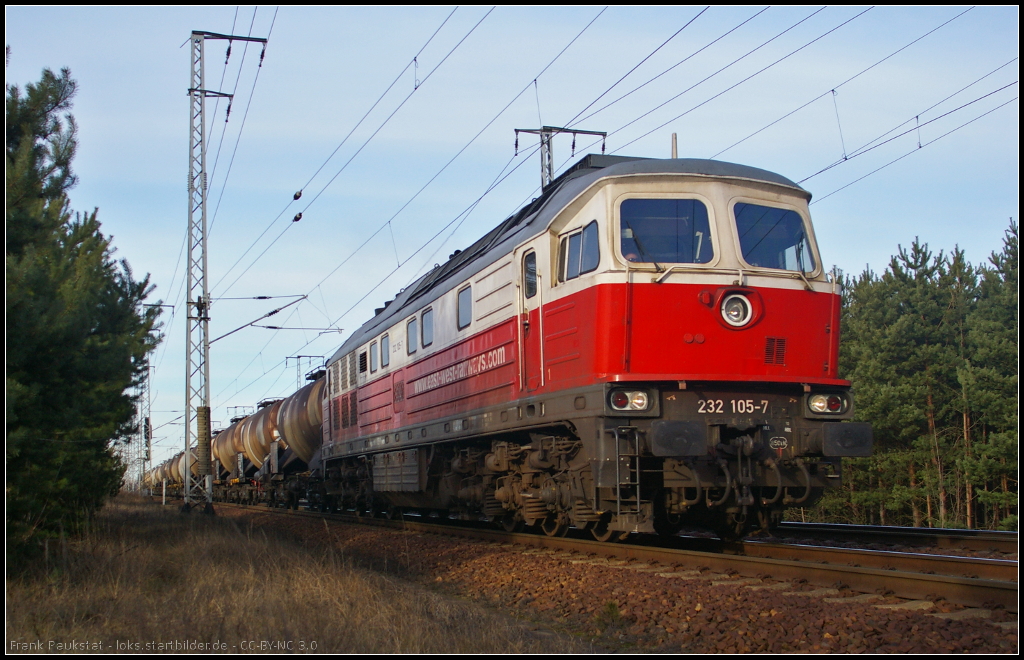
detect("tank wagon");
top-left (150, 154), bottom-right (872, 540)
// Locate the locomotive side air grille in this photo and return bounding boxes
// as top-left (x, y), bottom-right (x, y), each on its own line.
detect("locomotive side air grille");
top-left (333, 397), bottom-right (343, 431)
top-left (337, 360), bottom-right (348, 394)
top-left (348, 391), bottom-right (358, 428)
top-left (339, 396), bottom-right (348, 429)
top-left (764, 337), bottom-right (787, 365)
top-left (349, 353), bottom-right (359, 386)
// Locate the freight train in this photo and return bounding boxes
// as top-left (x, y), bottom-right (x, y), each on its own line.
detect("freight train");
top-left (147, 154), bottom-right (872, 540)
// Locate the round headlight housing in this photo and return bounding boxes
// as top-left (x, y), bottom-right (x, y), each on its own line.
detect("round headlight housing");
top-left (721, 294), bottom-right (753, 327)
top-left (809, 394), bottom-right (829, 413)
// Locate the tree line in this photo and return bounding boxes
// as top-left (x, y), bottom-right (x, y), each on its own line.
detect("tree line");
top-left (6, 64), bottom-right (162, 564)
top-left (810, 222), bottom-right (1018, 530)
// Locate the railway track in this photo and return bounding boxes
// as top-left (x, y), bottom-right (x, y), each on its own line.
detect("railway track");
top-left (773, 522), bottom-right (1018, 554)
top-left (212, 502), bottom-right (1017, 613)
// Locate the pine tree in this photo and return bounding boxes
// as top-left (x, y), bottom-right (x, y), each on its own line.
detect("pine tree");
top-left (961, 221), bottom-right (1018, 530)
top-left (6, 66), bottom-right (162, 562)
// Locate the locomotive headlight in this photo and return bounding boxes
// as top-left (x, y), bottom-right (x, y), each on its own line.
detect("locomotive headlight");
top-left (610, 390), bottom-right (650, 411)
top-left (721, 294), bottom-right (752, 327)
top-left (809, 394), bottom-right (847, 414)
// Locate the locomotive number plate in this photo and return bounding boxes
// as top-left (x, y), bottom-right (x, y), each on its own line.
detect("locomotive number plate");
top-left (697, 399), bottom-right (769, 414)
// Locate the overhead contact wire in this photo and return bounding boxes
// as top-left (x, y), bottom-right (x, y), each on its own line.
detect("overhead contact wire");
top-left (615, 6), bottom-right (873, 153)
top-left (811, 96), bottom-right (1017, 204)
top-left (569, 6), bottom-right (768, 129)
top-left (300, 7), bottom-right (606, 294)
top-left (209, 7), bottom-right (279, 234)
top-left (564, 6), bottom-right (711, 128)
top-left (215, 7), bottom-right (494, 298)
top-left (711, 6), bottom-right (976, 159)
top-left (211, 8), bottom-right (459, 295)
top-left (798, 80), bottom-right (1018, 183)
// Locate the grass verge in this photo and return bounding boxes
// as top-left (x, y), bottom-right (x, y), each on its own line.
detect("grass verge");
top-left (5, 495), bottom-right (588, 653)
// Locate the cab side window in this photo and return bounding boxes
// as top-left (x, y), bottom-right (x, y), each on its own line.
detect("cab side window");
top-left (557, 220), bottom-right (600, 282)
top-left (523, 252), bottom-right (537, 298)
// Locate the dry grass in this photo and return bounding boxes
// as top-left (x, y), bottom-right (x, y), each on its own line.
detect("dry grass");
top-left (6, 495), bottom-right (591, 653)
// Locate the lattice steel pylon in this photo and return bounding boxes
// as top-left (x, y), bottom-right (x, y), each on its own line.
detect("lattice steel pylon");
top-left (184, 30), bottom-right (266, 511)
top-left (139, 359), bottom-right (152, 494)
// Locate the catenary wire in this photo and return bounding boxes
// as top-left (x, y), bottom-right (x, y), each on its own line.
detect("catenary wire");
top-left (562, 6), bottom-right (710, 128)
top-left (206, 9), bottom-right (458, 298)
top-left (568, 6), bottom-right (770, 130)
top-left (302, 7), bottom-right (606, 297)
top-left (207, 6), bottom-right (254, 204)
top-left (811, 96), bottom-right (1017, 205)
top-left (613, 6), bottom-right (873, 153)
top-left (213, 7), bottom-right (494, 298)
top-left (710, 6), bottom-right (975, 159)
top-left (208, 7), bottom-right (279, 234)
top-left (798, 80), bottom-right (1018, 183)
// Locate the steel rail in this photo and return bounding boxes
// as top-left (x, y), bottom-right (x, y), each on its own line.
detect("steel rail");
top-left (213, 502), bottom-right (1018, 612)
top-left (774, 522), bottom-right (1018, 554)
top-left (738, 540), bottom-right (1017, 582)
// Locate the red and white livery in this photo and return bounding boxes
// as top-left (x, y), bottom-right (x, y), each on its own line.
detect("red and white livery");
top-left (314, 154), bottom-right (871, 539)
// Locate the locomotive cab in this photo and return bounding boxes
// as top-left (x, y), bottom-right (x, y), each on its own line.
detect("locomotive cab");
top-left (510, 158), bottom-right (871, 538)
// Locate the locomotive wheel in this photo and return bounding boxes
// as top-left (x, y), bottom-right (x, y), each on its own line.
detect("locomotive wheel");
top-left (590, 518), bottom-right (628, 542)
top-left (652, 513), bottom-right (683, 538)
top-left (384, 504), bottom-right (400, 520)
top-left (713, 514), bottom-right (752, 541)
top-left (653, 492), bottom-right (684, 537)
top-left (500, 513), bottom-right (524, 533)
top-left (540, 515), bottom-right (569, 537)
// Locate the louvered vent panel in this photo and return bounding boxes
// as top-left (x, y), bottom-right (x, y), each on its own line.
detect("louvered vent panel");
top-left (764, 337), bottom-right (787, 365)
top-left (349, 353), bottom-right (358, 387)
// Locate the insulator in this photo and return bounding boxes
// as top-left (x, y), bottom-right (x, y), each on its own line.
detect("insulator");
top-left (293, 190), bottom-right (302, 200)
top-left (292, 212), bottom-right (302, 222)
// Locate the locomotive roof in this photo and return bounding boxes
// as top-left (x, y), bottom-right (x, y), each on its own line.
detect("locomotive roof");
top-left (327, 155), bottom-right (806, 364)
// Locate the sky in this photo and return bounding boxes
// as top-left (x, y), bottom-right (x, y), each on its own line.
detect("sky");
top-left (5, 6), bottom-right (1019, 467)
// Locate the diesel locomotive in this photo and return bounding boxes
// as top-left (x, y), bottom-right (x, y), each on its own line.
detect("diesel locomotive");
top-left (148, 154), bottom-right (872, 540)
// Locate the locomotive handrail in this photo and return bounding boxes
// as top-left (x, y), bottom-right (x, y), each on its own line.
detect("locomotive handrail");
top-left (649, 263), bottom-right (824, 287)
